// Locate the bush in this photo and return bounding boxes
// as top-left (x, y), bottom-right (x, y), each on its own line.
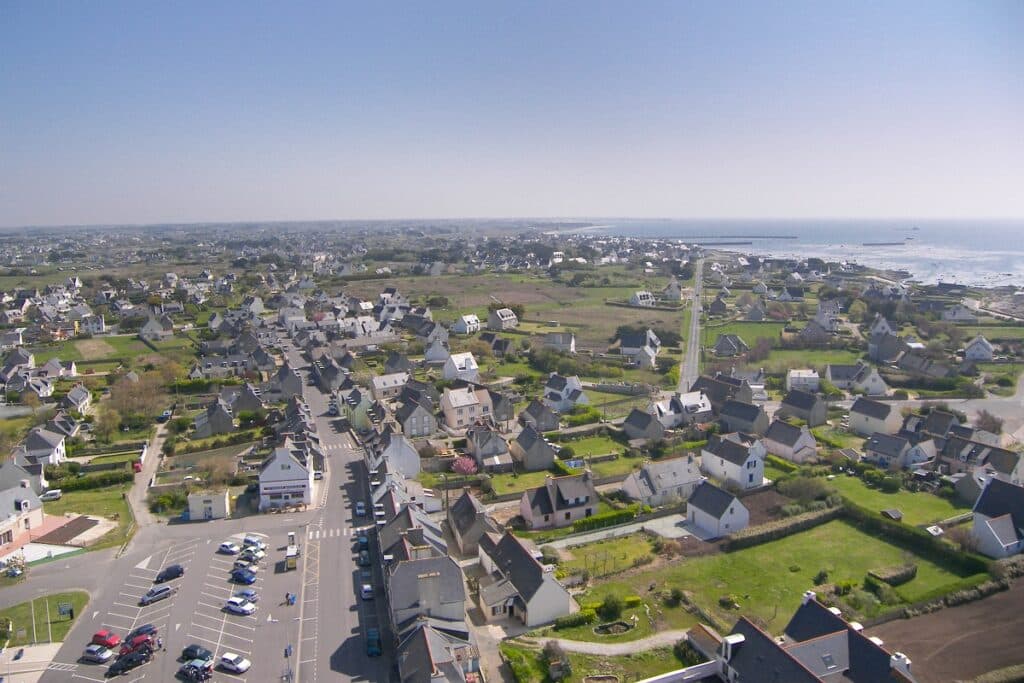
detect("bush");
top-left (554, 609), bottom-right (596, 629)
top-left (50, 470), bottom-right (134, 491)
top-left (723, 507), bottom-right (843, 550)
top-left (572, 505), bottom-right (639, 533)
top-left (623, 595), bottom-right (642, 608)
top-left (777, 475), bottom-right (830, 503)
top-left (598, 594), bottom-right (624, 621)
top-left (868, 564), bottom-right (918, 586)
top-left (765, 454), bottom-right (799, 474)
top-left (452, 457), bottom-right (478, 476)
top-left (879, 476), bottom-right (901, 493)
top-left (673, 639), bottom-right (705, 666)
top-left (669, 587), bottom-right (684, 606)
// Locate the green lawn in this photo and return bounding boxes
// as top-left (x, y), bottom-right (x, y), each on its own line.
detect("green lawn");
top-left (826, 475), bottom-right (970, 526)
top-left (812, 426), bottom-right (866, 450)
top-left (567, 647), bottom-right (697, 683)
top-left (491, 468), bottom-right (554, 496)
top-left (704, 321), bottom-right (786, 347)
top-left (588, 520), bottom-right (983, 632)
top-left (0, 591), bottom-right (89, 646)
top-left (584, 391), bottom-right (653, 418)
top-left (561, 534), bottom-right (654, 576)
top-left (585, 456), bottom-right (641, 480)
top-left (42, 484), bottom-right (134, 550)
top-left (756, 348), bottom-right (862, 373)
top-left (88, 451), bottom-right (140, 465)
top-left (961, 325), bottom-right (1024, 341)
top-left (558, 435), bottom-right (623, 458)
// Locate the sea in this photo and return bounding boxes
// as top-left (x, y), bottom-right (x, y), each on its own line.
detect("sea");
top-left (582, 219), bottom-right (1024, 288)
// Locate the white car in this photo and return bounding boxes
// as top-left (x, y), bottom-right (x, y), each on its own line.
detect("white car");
top-left (242, 536), bottom-right (267, 551)
top-left (233, 558), bottom-right (259, 571)
top-left (360, 584), bottom-right (374, 600)
top-left (224, 597), bottom-right (257, 616)
top-left (219, 542), bottom-right (241, 555)
top-left (220, 653), bottom-right (252, 673)
top-left (82, 644), bottom-right (114, 663)
top-left (239, 548), bottom-right (266, 562)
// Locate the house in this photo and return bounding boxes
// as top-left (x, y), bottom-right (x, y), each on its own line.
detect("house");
top-left (258, 440), bottom-right (313, 511)
top-left (869, 332), bottom-right (909, 363)
top-left (0, 477), bottom-right (44, 552)
top-left (701, 434), bottom-right (766, 491)
top-left (622, 408), bottom-right (665, 441)
top-left (394, 398), bottom-right (437, 438)
top-left (518, 399), bottom-right (560, 433)
top-left (46, 410), bottom-right (80, 439)
top-left (971, 479), bottom-right (1024, 558)
top-left (442, 353), bottom-right (479, 383)
top-left (519, 472), bottom-right (598, 529)
top-left (686, 481), bottom-right (748, 537)
top-left (487, 308), bottom-right (518, 331)
top-left (371, 372), bottom-right (410, 400)
top-left (453, 314), bottom-right (481, 335)
top-left (23, 427), bottom-right (66, 466)
top-left (447, 489), bottom-right (500, 555)
top-left (691, 374), bottom-right (754, 411)
top-left (964, 335), bottom-right (994, 362)
top-left (763, 420), bottom-right (818, 464)
top-left (651, 390), bottom-right (714, 429)
top-left (193, 399), bottom-right (235, 439)
top-left (378, 503), bottom-right (447, 556)
top-left (863, 433), bottom-right (911, 469)
top-left (62, 383), bottom-right (92, 414)
top-left (708, 296), bottom-right (728, 317)
top-left (541, 373), bottom-right (588, 413)
top-left (869, 314), bottom-right (895, 339)
top-left (663, 277), bottom-right (683, 301)
top-left (849, 397), bottom-right (902, 436)
top-left (228, 383), bottom-right (265, 414)
top-left (387, 555), bottom-right (466, 629)
top-left (719, 400), bottom-right (769, 435)
top-left (826, 361), bottom-right (889, 396)
top-left (619, 328), bottom-right (661, 365)
top-left (466, 424), bottom-right (513, 473)
top-left (187, 489), bottom-right (230, 521)
top-left (477, 531), bottom-right (576, 627)
top-left (543, 332), bottom-right (576, 355)
top-left (629, 290), bottom-right (656, 307)
top-left (785, 369), bottom-right (820, 392)
top-left (423, 338), bottom-right (451, 364)
top-left (621, 455), bottom-right (704, 507)
top-left (396, 622), bottom-right (479, 683)
top-left (138, 314), bottom-right (174, 341)
top-left (510, 425), bottom-right (557, 472)
top-left (776, 389), bottom-right (827, 427)
top-left (943, 304), bottom-right (978, 323)
top-left (745, 301), bottom-right (766, 321)
top-left (366, 428), bottom-right (421, 479)
top-left (440, 386), bottom-right (483, 431)
top-left (712, 334), bottom-right (749, 357)
top-left (939, 437), bottom-right (1023, 484)
top-left (273, 363), bottom-right (305, 398)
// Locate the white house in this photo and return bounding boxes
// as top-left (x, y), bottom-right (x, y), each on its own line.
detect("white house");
top-left (701, 434), bottom-right (766, 491)
top-left (487, 308), bottom-right (518, 331)
top-left (23, 427), bottom-right (66, 466)
top-left (629, 290), bottom-right (656, 307)
top-left (621, 455), bottom-right (704, 507)
top-left (187, 489), bottom-right (230, 521)
top-left (785, 369), bottom-right (820, 393)
top-left (370, 372), bottom-right (410, 400)
top-left (970, 478), bottom-right (1024, 559)
top-left (541, 374), bottom-right (588, 413)
top-left (763, 420), bottom-right (818, 464)
top-left (965, 335), bottom-right (994, 362)
top-left (651, 391), bottom-right (713, 429)
top-left (258, 442), bottom-right (313, 511)
top-left (443, 352), bottom-right (480, 383)
top-left (849, 397), bottom-right (902, 436)
top-left (943, 304), bottom-right (978, 323)
top-left (686, 481), bottom-right (749, 538)
top-left (869, 314), bottom-right (895, 338)
top-left (366, 428), bottom-right (421, 479)
top-left (477, 531), bottom-right (577, 627)
top-left (826, 361), bottom-right (889, 396)
top-left (453, 314), bottom-right (481, 335)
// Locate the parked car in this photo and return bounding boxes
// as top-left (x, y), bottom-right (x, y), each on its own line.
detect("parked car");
top-left (230, 568), bottom-right (257, 585)
top-left (81, 644), bottom-right (114, 663)
top-left (91, 630), bottom-right (121, 649)
top-left (219, 652), bottom-right (252, 674)
top-left (126, 624), bottom-right (158, 641)
top-left (219, 541), bottom-right (241, 555)
top-left (356, 534), bottom-right (369, 550)
top-left (360, 584), bottom-right (374, 600)
top-left (139, 585), bottom-right (175, 605)
top-left (242, 535), bottom-right (267, 551)
top-left (157, 409), bottom-right (173, 423)
top-left (154, 563), bottom-right (185, 583)
top-left (233, 589), bottom-right (259, 603)
top-left (232, 558), bottom-right (258, 571)
top-left (178, 658), bottom-right (214, 681)
top-left (239, 547), bottom-right (265, 562)
top-left (365, 627), bottom-right (382, 657)
top-left (357, 550), bottom-right (370, 566)
top-left (181, 644), bottom-right (214, 663)
top-left (107, 648), bottom-right (151, 675)
top-left (354, 501), bottom-right (366, 516)
top-left (223, 596), bottom-right (257, 616)
top-left (40, 489), bottom-right (62, 501)
top-left (313, 470), bottom-right (324, 480)
top-left (118, 634), bottom-right (154, 656)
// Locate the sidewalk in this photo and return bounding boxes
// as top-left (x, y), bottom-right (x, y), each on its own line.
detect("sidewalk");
top-left (0, 642), bottom-right (64, 683)
top-left (126, 424), bottom-right (168, 529)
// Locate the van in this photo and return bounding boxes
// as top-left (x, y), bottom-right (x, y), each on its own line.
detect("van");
top-left (40, 489), bottom-right (62, 502)
top-left (139, 585), bottom-right (175, 606)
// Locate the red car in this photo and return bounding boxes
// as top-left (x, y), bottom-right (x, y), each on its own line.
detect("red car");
top-left (91, 630), bottom-right (121, 649)
top-left (119, 634), bottom-right (154, 656)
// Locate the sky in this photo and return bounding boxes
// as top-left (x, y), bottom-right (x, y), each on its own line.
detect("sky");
top-left (1, 1), bottom-right (1022, 226)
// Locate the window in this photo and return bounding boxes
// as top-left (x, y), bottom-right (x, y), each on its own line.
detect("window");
top-left (543, 514), bottom-right (549, 522)
top-left (748, 473), bottom-right (754, 483)
top-left (729, 507), bottom-right (734, 514)
top-left (565, 512), bottom-right (571, 520)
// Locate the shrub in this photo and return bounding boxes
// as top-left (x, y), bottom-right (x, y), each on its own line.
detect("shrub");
top-left (669, 587), bottom-right (684, 605)
top-left (777, 476), bottom-right (830, 503)
top-left (598, 594), bottom-right (624, 621)
top-left (51, 470), bottom-right (134, 491)
top-left (813, 569), bottom-right (829, 585)
top-left (724, 507), bottom-right (843, 550)
top-left (879, 476), bottom-right (901, 493)
top-left (571, 505), bottom-right (639, 533)
top-left (868, 564), bottom-right (918, 586)
top-left (623, 595), bottom-right (642, 608)
top-left (540, 545), bottom-right (561, 565)
top-left (554, 609), bottom-right (596, 629)
top-left (719, 594), bottom-right (738, 609)
top-left (452, 457), bottom-right (478, 475)
top-left (673, 639), bottom-right (705, 666)
top-left (765, 454), bottom-right (799, 474)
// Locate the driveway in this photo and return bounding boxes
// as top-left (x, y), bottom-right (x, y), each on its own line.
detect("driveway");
top-left (544, 514), bottom-right (692, 550)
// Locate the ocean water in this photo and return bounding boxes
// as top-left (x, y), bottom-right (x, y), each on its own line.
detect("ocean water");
top-left (591, 219), bottom-right (1024, 287)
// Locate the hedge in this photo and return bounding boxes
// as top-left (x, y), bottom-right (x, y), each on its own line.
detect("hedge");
top-left (723, 506), bottom-right (843, 550)
top-left (623, 595), bottom-right (642, 608)
top-left (868, 564), bottom-right (917, 586)
top-left (50, 470), bottom-right (134, 491)
top-left (551, 459), bottom-right (575, 476)
top-left (765, 454), bottom-right (799, 473)
top-left (554, 609), bottom-right (596, 630)
top-left (571, 505), bottom-right (639, 533)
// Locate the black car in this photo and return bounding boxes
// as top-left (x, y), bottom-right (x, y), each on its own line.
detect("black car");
top-left (126, 624), bottom-right (158, 641)
top-left (181, 644), bottom-right (214, 662)
top-left (155, 564), bottom-right (185, 583)
top-left (107, 649), bottom-right (151, 675)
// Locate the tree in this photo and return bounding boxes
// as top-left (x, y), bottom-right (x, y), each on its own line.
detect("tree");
top-left (22, 392), bottom-right (40, 415)
top-left (95, 407), bottom-right (121, 441)
top-left (976, 409), bottom-right (1004, 434)
top-left (848, 300), bottom-right (868, 323)
top-left (598, 594), bottom-right (624, 621)
top-left (452, 457), bottom-right (478, 475)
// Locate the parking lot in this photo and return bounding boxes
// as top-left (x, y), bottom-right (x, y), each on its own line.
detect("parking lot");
top-left (54, 526), bottom-right (314, 682)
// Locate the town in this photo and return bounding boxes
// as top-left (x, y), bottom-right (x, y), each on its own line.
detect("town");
top-left (0, 222), bottom-right (1021, 682)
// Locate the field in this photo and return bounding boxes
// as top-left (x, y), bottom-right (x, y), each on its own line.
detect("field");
top-left (75, 338), bottom-right (117, 360)
top-left (586, 520), bottom-right (983, 632)
top-left (703, 321), bottom-right (786, 347)
top-left (961, 325), bottom-right (1024, 341)
top-left (558, 434), bottom-right (624, 458)
top-left (755, 348), bottom-right (862, 373)
top-left (501, 642), bottom-right (693, 683)
top-left (826, 475), bottom-right (970, 526)
top-left (0, 591), bottom-right (90, 646)
top-left (42, 484), bottom-right (134, 550)
top-left (28, 333), bottom-right (198, 369)
top-left (561, 534), bottom-right (654, 576)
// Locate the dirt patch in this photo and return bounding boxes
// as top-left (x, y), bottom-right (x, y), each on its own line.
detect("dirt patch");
top-left (868, 581), bottom-right (1024, 682)
top-left (739, 488), bottom-right (793, 526)
top-left (33, 515), bottom-right (98, 545)
top-left (74, 338), bottom-right (116, 360)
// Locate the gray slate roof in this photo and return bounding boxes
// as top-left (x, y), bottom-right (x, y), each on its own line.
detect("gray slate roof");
top-left (687, 481), bottom-right (736, 518)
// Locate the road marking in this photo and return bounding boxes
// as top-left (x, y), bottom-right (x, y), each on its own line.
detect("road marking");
top-left (48, 662), bottom-right (78, 671)
top-left (134, 555), bottom-right (153, 570)
top-left (91, 610), bottom-right (99, 619)
top-left (175, 623), bottom-right (181, 631)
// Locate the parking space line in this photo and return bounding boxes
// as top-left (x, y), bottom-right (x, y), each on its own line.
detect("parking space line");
top-left (112, 601), bottom-right (141, 610)
top-left (123, 581), bottom-right (151, 590)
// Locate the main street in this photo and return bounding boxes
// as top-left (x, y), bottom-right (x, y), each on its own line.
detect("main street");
top-left (678, 257), bottom-right (704, 393)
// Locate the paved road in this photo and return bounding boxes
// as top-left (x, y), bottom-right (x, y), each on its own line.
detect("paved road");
top-left (678, 258), bottom-right (703, 394)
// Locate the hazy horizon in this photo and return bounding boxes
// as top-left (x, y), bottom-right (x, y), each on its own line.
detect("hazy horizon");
top-left (3, 1), bottom-right (1022, 226)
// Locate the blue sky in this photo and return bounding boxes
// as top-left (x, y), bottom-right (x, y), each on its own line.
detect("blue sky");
top-left (1, 1), bottom-right (1021, 226)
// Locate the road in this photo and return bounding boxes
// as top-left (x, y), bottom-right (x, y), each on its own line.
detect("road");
top-left (678, 258), bottom-right (704, 394)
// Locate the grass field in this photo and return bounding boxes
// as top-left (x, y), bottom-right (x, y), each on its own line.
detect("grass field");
top-left (585, 390), bottom-right (655, 417)
top-left (561, 534), bottom-right (654, 576)
top-left (43, 484), bottom-right (134, 550)
top-left (0, 591), bottom-right (90, 646)
top-left (28, 333), bottom-right (197, 369)
top-left (961, 325), bottom-right (1024, 341)
top-left (756, 348), bottom-right (862, 373)
top-left (703, 321), bottom-right (787, 347)
top-left (812, 426), bottom-right (866, 450)
top-left (587, 520), bottom-right (982, 632)
top-left (558, 434), bottom-right (623, 458)
top-left (826, 475), bottom-right (970, 526)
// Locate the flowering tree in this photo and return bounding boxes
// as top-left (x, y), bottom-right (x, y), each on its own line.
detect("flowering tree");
top-left (452, 457), bottom-right (478, 476)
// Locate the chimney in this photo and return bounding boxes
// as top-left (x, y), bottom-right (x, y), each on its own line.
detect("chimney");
top-left (890, 652), bottom-right (912, 675)
top-left (827, 606), bottom-right (842, 616)
top-left (848, 621), bottom-right (864, 632)
top-left (417, 571), bottom-right (442, 614)
top-left (721, 633), bottom-right (745, 662)
top-left (801, 590), bottom-right (816, 605)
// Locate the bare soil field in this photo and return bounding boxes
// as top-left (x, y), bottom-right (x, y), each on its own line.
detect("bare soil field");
top-left (869, 581), bottom-right (1024, 682)
top-left (740, 487), bottom-right (793, 526)
top-left (75, 338), bottom-right (117, 360)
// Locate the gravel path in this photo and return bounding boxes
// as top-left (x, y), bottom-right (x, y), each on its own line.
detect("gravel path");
top-left (519, 628), bottom-right (690, 655)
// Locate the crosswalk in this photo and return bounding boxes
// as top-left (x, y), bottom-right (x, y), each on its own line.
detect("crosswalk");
top-left (321, 442), bottom-right (348, 451)
top-left (307, 527), bottom-right (358, 539)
